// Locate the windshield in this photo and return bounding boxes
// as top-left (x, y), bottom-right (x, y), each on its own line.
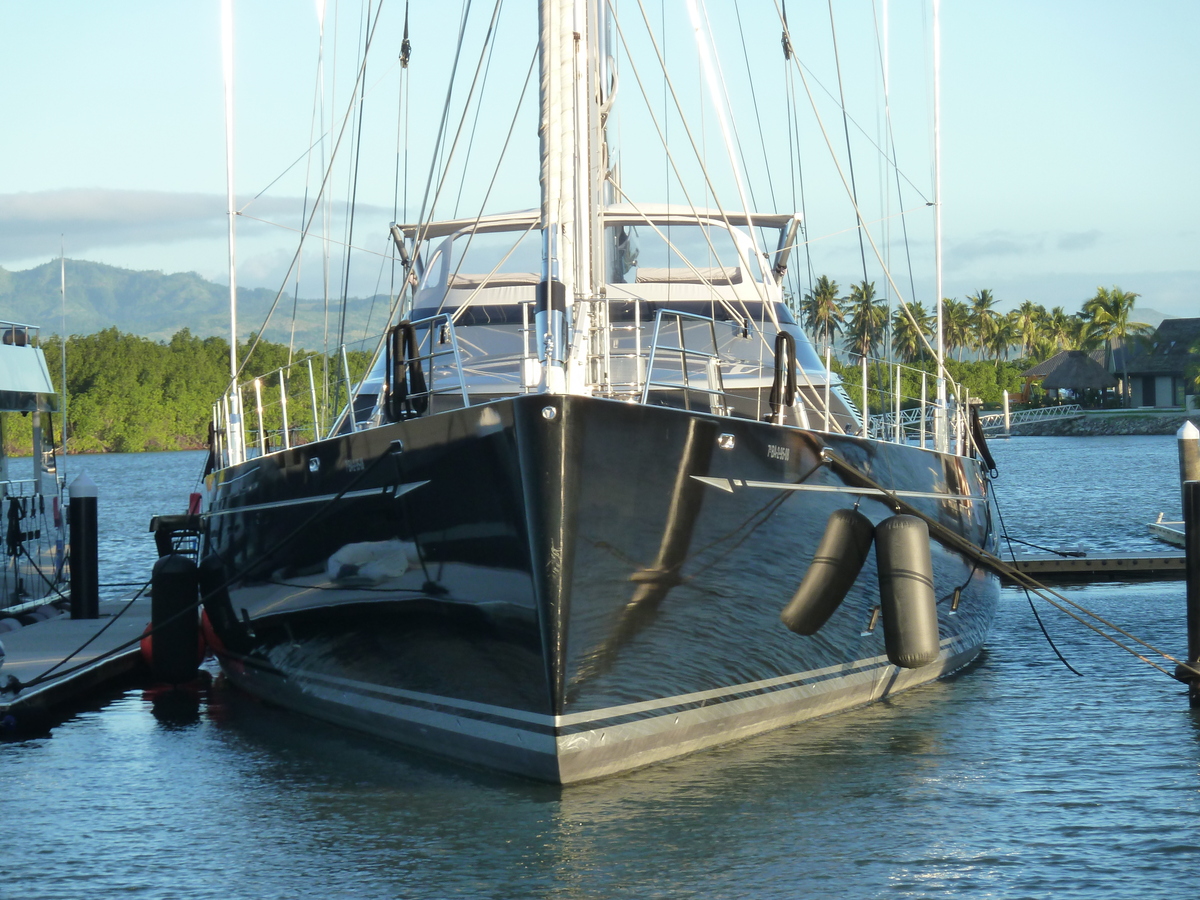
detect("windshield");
top-left (417, 228), bottom-right (541, 306)
top-left (606, 223), bottom-right (757, 285)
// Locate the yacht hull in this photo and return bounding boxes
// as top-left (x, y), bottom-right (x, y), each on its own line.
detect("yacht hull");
top-left (204, 394), bottom-right (998, 783)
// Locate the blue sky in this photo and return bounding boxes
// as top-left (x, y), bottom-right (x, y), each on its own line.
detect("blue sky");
top-left (1, 1), bottom-right (1197, 321)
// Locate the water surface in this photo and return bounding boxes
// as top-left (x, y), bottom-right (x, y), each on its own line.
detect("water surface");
top-left (2, 437), bottom-right (1197, 899)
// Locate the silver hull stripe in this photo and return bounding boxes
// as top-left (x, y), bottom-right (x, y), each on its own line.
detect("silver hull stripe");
top-left (238, 635), bottom-right (964, 739)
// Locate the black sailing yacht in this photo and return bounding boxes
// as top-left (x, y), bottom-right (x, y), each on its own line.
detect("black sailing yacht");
top-left (200, 0), bottom-right (999, 783)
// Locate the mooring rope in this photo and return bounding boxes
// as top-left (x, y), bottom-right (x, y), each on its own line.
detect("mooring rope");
top-left (3, 445), bottom-right (403, 697)
top-left (990, 483), bottom-right (1084, 677)
top-left (821, 448), bottom-right (1185, 680)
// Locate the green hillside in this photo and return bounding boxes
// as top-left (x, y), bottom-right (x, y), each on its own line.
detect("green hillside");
top-left (0, 258), bottom-right (391, 350)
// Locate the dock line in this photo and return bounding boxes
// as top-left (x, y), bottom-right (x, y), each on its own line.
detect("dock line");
top-left (821, 449), bottom-right (1185, 681)
top-left (3, 444), bottom-right (402, 698)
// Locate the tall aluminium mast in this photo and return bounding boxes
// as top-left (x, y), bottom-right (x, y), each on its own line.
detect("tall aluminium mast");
top-left (932, 0), bottom-right (948, 453)
top-left (221, 0), bottom-right (245, 464)
top-left (537, 0), bottom-right (574, 393)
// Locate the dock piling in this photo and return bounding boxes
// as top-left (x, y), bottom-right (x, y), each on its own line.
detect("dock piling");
top-left (1180, 421), bottom-right (1200, 487)
top-left (148, 554), bottom-right (201, 684)
top-left (1185, 480), bottom-right (1200, 705)
top-left (68, 472), bottom-right (98, 619)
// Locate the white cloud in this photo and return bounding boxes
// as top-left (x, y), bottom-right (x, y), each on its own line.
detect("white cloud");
top-left (0, 188), bottom-right (393, 265)
top-left (1057, 230), bottom-right (1102, 252)
top-left (947, 232), bottom-right (1045, 267)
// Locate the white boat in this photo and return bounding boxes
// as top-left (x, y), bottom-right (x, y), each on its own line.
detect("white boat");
top-left (0, 320), bottom-right (68, 622)
top-left (200, 0), bottom-right (999, 783)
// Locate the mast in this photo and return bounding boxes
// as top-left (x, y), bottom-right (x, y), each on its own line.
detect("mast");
top-left (221, 0), bottom-right (244, 464)
top-left (539, 0), bottom-right (605, 394)
top-left (537, 0), bottom-right (574, 393)
top-left (932, 0), bottom-right (948, 453)
top-left (59, 240), bottom-right (68, 464)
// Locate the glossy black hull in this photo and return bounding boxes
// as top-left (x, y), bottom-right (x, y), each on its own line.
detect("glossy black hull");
top-left (203, 394), bottom-right (999, 783)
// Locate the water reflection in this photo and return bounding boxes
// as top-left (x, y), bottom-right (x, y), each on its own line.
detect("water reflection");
top-left (2, 443), bottom-right (1199, 899)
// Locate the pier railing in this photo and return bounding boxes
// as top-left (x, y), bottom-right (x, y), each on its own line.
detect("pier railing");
top-left (976, 404), bottom-right (1084, 432)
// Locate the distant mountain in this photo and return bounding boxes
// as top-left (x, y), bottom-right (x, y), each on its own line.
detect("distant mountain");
top-left (0, 259), bottom-right (388, 350)
top-left (1133, 307), bottom-right (1171, 329)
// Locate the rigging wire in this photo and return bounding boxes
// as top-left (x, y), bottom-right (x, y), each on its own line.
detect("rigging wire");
top-left (451, 9), bottom-right (503, 219)
top-left (826, 0), bottom-right (870, 288)
top-left (413, 0), bottom-right (505, 242)
top-left (732, 3), bottom-right (777, 209)
top-left (781, 5), bottom-right (816, 319)
top-left (407, 0), bottom-right (475, 254)
top-left (331, 0), bottom-right (517, 432)
top-left (223, 1), bottom-right (384, 393)
top-left (389, 0), bottom-right (411, 304)
top-left (870, 0), bottom-right (920, 328)
top-left (614, 0), bottom-right (775, 321)
top-left (770, 0), bottom-right (958, 401)
top-left (436, 46), bottom-right (541, 324)
top-left (335, 0), bottom-right (374, 379)
top-left (339, 34), bottom-right (537, 430)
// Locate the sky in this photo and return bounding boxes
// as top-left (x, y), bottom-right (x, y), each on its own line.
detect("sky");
top-left (1, 0), bottom-right (1197, 323)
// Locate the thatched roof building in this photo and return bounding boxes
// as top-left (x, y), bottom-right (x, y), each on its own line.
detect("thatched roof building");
top-left (1039, 351), bottom-right (1119, 391)
top-left (1021, 350), bottom-right (1117, 402)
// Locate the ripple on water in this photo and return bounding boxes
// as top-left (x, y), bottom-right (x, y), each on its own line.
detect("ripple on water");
top-left (3, 441), bottom-right (1200, 898)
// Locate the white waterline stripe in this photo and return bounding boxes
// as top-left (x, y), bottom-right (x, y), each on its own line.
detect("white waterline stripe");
top-left (692, 476), bottom-right (977, 503)
top-left (205, 480), bottom-right (429, 517)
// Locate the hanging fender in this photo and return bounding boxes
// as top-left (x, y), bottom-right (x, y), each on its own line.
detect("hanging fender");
top-left (781, 507), bottom-right (875, 635)
top-left (969, 404), bottom-right (998, 475)
top-left (386, 321), bottom-right (428, 420)
top-left (768, 330), bottom-right (797, 423)
top-left (875, 515), bottom-right (941, 669)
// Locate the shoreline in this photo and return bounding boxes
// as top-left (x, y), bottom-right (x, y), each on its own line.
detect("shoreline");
top-left (1010, 409), bottom-right (1200, 437)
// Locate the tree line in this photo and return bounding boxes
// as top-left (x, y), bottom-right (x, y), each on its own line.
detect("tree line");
top-left (3, 328), bottom-right (371, 456)
top-left (798, 278), bottom-right (1152, 405)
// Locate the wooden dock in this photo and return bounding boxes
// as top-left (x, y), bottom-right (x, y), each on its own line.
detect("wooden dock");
top-left (0, 597), bottom-right (149, 719)
top-left (1005, 551), bottom-right (1186, 584)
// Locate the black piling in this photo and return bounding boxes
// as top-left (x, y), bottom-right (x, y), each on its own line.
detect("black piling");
top-left (1186, 481), bottom-right (1200, 705)
top-left (68, 473), bottom-right (99, 620)
top-left (149, 554), bottom-right (201, 684)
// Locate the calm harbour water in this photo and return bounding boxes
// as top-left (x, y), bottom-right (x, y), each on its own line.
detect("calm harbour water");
top-left (2, 436), bottom-right (1198, 899)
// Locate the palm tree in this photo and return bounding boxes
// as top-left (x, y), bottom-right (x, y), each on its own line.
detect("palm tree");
top-left (799, 275), bottom-right (844, 355)
top-left (891, 301), bottom-right (931, 364)
top-left (1068, 311), bottom-right (1103, 352)
top-left (1083, 285), bottom-right (1149, 406)
top-left (968, 289), bottom-right (1000, 357)
top-left (1013, 300), bottom-right (1043, 359)
top-left (988, 314), bottom-right (1019, 369)
top-left (845, 281), bottom-right (887, 361)
top-left (1041, 306), bottom-right (1073, 356)
top-left (943, 298), bottom-right (972, 361)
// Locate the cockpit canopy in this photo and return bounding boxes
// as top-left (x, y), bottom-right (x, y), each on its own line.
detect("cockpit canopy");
top-left (409, 205), bottom-right (791, 314)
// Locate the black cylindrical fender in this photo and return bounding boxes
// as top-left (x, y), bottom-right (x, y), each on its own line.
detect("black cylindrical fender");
top-left (875, 515), bottom-right (940, 668)
top-left (781, 507), bottom-right (875, 635)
